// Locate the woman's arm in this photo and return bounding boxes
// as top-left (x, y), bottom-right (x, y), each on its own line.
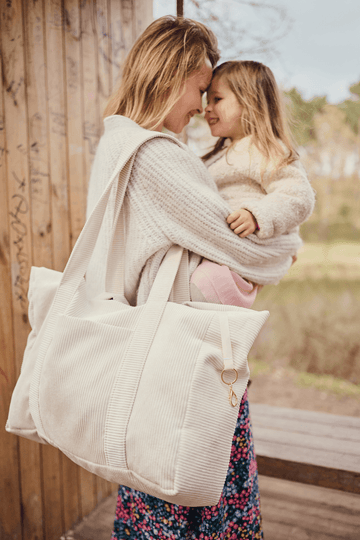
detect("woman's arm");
top-left (127, 138), bottom-right (302, 276)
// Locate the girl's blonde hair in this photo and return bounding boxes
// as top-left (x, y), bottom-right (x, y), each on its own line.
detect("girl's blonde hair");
top-left (104, 16), bottom-right (219, 130)
top-left (203, 61), bottom-right (298, 168)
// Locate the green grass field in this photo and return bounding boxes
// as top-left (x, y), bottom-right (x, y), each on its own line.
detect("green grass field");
top-left (251, 242), bottom-right (360, 388)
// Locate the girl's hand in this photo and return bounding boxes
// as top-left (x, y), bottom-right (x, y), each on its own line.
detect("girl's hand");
top-left (227, 209), bottom-right (258, 237)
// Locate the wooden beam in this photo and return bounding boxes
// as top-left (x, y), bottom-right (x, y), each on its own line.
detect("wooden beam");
top-left (177, 0), bottom-right (184, 17)
top-left (257, 456), bottom-right (360, 495)
top-left (251, 403), bottom-right (360, 495)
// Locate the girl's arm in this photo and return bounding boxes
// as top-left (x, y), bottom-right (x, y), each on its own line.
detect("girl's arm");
top-left (237, 159), bottom-right (315, 239)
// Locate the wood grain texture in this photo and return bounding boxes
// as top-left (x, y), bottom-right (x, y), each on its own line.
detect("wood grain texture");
top-left (0, 2), bottom-right (153, 538)
top-left (259, 475), bottom-right (360, 540)
top-left (45, 0), bottom-right (71, 272)
top-left (251, 403), bottom-right (360, 494)
top-left (95, 0), bottom-right (111, 120)
top-left (109, 0), bottom-right (128, 92)
top-left (1, 1), bottom-right (44, 538)
top-left (81, 0), bottom-right (100, 184)
top-left (134, 0), bottom-right (153, 38)
top-left (65, 0), bottom-right (86, 249)
top-left (0, 12), bottom-right (22, 539)
top-left (23, 0), bottom-right (52, 268)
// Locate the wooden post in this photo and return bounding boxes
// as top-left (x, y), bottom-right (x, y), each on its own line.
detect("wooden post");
top-left (0, 9), bottom-right (22, 538)
top-left (177, 0), bottom-right (184, 17)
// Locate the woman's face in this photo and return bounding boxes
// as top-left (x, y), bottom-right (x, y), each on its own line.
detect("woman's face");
top-left (162, 61), bottom-right (213, 134)
top-left (205, 76), bottom-right (244, 141)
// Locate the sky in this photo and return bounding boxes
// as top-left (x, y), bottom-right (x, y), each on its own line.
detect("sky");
top-left (153, 0), bottom-right (360, 104)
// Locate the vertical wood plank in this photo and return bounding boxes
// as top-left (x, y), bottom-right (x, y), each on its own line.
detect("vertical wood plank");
top-left (0, 14), bottom-right (22, 540)
top-left (45, 0), bottom-right (71, 271)
top-left (109, 0), bottom-right (134, 91)
top-left (42, 0), bottom-right (71, 537)
top-left (133, 0), bottom-right (153, 39)
top-left (64, 0), bottom-right (86, 249)
top-left (81, 0), bottom-right (100, 187)
top-left (1, 1), bottom-right (44, 539)
top-left (23, 0), bottom-right (52, 268)
top-left (62, 0), bottom-right (83, 529)
top-left (22, 4), bottom-right (55, 540)
top-left (95, 0), bottom-right (111, 119)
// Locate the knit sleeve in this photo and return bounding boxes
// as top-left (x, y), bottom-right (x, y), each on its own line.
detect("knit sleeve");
top-left (242, 159), bottom-right (316, 239)
top-left (127, 138), bottom-right (302, 279)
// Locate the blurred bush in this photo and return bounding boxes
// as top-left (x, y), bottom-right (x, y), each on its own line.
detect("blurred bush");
top-left (251, 280), bottom-right (360, 385)
top-left (300, 174), bottom-right (360, 242)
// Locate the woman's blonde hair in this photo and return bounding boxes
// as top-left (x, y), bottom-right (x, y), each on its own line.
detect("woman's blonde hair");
top-left (104, 16), bottom-right (219, 130)
top-left (203, 61), bottom-right (298, 168)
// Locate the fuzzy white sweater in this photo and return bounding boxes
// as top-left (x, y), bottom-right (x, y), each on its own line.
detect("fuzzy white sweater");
top-left (86, 116), bottom-right (304, 305)
top-left (206, 137), bottom-right (315, 239)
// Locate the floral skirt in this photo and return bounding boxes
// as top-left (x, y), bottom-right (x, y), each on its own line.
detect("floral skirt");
top-left (111, 390), bottom-right (263, 540)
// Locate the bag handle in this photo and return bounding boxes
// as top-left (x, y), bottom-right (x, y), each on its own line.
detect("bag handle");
top-left (30, 130), bottom-right (186, 433)
top-left (61, 132), bottom-right (177, 291)
top-left (104, 142), bottom-right (190, 302)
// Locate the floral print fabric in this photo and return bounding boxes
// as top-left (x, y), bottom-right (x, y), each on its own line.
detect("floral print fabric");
top-left (111, 390), bottom-right (263, 540)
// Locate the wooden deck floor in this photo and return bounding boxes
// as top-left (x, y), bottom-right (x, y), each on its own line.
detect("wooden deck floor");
top-left (61, 476), bottom-right (360, 540)
top-left (259, 476), bottom-right (360, 540)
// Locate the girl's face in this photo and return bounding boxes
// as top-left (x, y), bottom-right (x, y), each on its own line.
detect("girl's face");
top-left (162, 61), bottom-right (213, 134)
top-left (205, 76), bottom-right (244, 140)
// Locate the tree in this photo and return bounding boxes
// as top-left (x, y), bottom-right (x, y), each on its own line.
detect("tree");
top-left (338, 81), bottom-right (360, 135)
top-left (284, 88), bottom-right (327, 146)
top-left (183, 0), bottom-right (293, 62)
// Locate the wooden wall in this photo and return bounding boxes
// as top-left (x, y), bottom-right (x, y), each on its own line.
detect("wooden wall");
top-left (0, 1), bottom-right (153, 538)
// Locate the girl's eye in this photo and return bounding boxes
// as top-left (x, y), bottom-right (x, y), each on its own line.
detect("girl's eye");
top-left (214, 97), bottom-right (221, 103)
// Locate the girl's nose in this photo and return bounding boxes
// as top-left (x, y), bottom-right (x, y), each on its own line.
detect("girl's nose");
top-left (205, 103), bottom-right (211, 113)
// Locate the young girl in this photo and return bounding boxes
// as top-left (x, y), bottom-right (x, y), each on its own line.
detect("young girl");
top-left (190, 60), bottom-right (315, 307)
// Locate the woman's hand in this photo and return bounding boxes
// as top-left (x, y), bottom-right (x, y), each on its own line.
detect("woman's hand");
top-left (227, 209), bottom-right (258, 237)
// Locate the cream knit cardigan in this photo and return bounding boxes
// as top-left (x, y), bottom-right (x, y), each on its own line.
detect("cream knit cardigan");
top-left (86, 116), bottom-right (304, 305)
top-left (206, 136), bottom-right (315, 240)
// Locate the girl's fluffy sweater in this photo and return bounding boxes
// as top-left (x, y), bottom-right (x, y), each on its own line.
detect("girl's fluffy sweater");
top-left (206, 136), bottom-right (315, 239)
top-left (86, 116), bottom-right (304, 305)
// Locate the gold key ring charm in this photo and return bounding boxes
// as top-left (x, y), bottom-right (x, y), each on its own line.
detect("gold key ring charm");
top-left (221, 368), bottom-right (238, 386)
top-left (221, 369), bottom-right (239, 407)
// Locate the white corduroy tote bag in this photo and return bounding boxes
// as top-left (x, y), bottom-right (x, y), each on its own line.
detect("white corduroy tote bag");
top-left (6, 130), bottom-right (269, 507)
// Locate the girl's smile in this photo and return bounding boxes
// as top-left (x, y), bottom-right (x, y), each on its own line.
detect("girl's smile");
top-left (205, 76), bottom-right (244, 140)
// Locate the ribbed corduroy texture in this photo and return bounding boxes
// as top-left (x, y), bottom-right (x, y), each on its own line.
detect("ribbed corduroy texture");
top-left (6, 127), bottom-right (269, 506)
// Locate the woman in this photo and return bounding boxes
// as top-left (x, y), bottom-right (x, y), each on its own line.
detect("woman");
top-left (87, 15), bottom-right (298, 540)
